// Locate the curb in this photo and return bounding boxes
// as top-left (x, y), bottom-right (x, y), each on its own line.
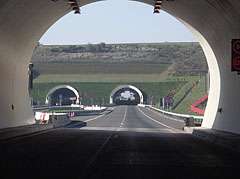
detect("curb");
top-left (0, 124), bottom-right (53, 141)
top-left (184, 127), bottom-right (240, 152)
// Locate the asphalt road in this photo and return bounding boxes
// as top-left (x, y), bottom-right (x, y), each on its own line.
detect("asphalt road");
top-left (0, 105), bottom-right (240, 179)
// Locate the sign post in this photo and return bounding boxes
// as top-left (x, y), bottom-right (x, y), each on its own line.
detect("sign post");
top-left (59, 94), bottom-right (63, 106)
top-left (162, 97), bottom-right (165, 110)
top-left (79, 91), bottom-right (83, 105)
top-left (164, 93), bottom-right (174, 111)
top-left (90, 92), bottom-right (94, 110)
top-left (231, 39), bottom-right (240, 73)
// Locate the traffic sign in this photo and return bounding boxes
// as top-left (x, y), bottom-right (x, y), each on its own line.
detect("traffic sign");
top-left (79, 91), bottom-right (83, 97)
top-left (168, 93), bottom-right (174, 99)
top-left (90, 92), bottom-right (94, 97)
top-left (231, 39), bottom-right (240, 71)
top-left (70, 97), bottom-right (77, 100)
top-left (168, 98), bottom-right (174, 104)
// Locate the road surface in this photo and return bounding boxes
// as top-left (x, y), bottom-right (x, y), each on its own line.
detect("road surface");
top-left (0, 105), bottom-right (239, 178)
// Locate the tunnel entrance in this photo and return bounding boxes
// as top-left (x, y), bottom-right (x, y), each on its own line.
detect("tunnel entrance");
top-left (2, 0), bottom-right (240, 135)
top-left (113, 88), bottom-right (140, 105)
top-left (46, 85), bottom-right (79, 106)
top-left (110, 85), bottom-right (144, 105)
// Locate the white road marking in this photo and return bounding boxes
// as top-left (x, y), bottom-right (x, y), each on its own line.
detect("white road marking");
top-left (68, 115), bottom-right (104, 128)
top-left (80, 134), bottom-right (112, 177)
top-left (78, 127), bottom-right (173, 133)
top-left (147, 107), bottom-right (184, 122)
top-left (117, 106), bottom-right (128, 131)
top-left (137, 107), bottom-right (180, 133)
top-left (67, 107), bottom-right (116, 128)
top-left (1, 107), bottom-right (116, 143)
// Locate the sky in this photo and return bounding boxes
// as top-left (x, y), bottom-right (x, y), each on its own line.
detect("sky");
top-left (40, 0), bottom-right (197, 45)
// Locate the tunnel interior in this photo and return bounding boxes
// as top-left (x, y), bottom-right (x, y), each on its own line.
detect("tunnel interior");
top-left (1, 0), bottom-right (240, 134)
top-left (47, 88), bottom-right (77, 106)
top-left (113, 88), bottom-right (141, 105)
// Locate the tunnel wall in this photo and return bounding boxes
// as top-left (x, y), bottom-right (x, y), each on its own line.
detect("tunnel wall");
top-left (163, 0), bottom-right (240, 134)
top-left (0, 0), bottom-right (240, 134)
top-left (0, 0), bottom-right (71, 129)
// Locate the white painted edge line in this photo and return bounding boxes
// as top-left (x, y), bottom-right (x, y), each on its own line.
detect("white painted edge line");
top-left (2, 107), bottom-right (116, 143)
top-left (137, 107), bottom-right (182, 133)
top-left (67, 115), bottom-right (105, 128)
top-left (147, 105), bottom-right (203, 119)
top-left (146, 107), bottom-right (184, 122)
top-left (67, 107), bottom-right (116, 128)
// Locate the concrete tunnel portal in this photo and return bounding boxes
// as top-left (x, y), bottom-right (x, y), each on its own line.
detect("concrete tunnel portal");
top-left (0, 0), bottom-right (240, 135)
top-left (45, 85), bottom-right (80, 106)
top-left (110, 85), bottom-right (144, 105)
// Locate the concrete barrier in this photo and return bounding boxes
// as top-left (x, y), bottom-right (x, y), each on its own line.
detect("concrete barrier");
top-left (35, 112), bottom-right (50, 121)
top-left (49, 113), bottom-right (71, 128)
top-left (35, 112), bottom-right (71, 128)
top-left (0, 113), bottom-right (71, 140)
top-left (184, 127), bottom-right (240, 152)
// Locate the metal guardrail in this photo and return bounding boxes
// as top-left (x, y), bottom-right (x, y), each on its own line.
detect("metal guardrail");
top-left (145, 105), bottom-right (203, 124)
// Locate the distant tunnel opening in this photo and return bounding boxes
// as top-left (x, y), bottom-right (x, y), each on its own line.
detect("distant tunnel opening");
top-left (113, 88), bottom-right (141, 105)
top-left (49, 88), bottom-right (76, 106)
top-left (46, 85), bottom-right (79, 106)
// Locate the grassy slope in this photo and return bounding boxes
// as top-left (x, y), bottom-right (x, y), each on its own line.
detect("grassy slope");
top-left (33, 63), bottom-right (170, 74)
top-left (31, 82), bottom-right (185, 105)
top-left (173, 76), bottom-right (206, 115)
top-left (173, 76), bottom-right (199, 107)
top-left (31, 66), bottom-right (187, 105)
top-left (30, 42), bottom-right (208, 114)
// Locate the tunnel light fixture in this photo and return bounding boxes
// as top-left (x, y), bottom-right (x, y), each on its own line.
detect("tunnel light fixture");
top-left (153, 0), bottom-right (174, 13)
top-left (153, 0), bottom-right (162, 13)
top-left (68, 0), bottom-right (81, 15)
top-left (71, 3), bottom-right (78, 7)
top-left (72, 7), bottom-right (79, 11)
top-left (68, 0), bottom-right (76, 4)
top-left (74, 10), bottom-right (81, 14)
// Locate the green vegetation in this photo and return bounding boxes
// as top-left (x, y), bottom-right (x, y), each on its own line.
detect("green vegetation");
top-left (32, 42), bottom-right (207, 75)
top-left (33, 63), bottom-right (170, 75)
top-left (34, 73), bottom-right (187, 83)
top-left (173, 76), bottom-right (206, 115)
top-left (173, 76), bottom-right (200, 107)
top-left (30, 42), bottom-right (208, 115)
top-left (30, 81), bottom-right (186, 105)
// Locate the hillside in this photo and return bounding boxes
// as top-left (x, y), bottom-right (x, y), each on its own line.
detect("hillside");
top-left (30, 42), bottom-right (208, 115)
top-left (31, 42), bottom-right (208, 76)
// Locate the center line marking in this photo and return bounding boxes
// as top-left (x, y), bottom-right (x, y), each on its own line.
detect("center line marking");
top-left (117, 106), bottom-right (128, 131)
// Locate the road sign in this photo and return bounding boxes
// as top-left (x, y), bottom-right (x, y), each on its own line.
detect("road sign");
top-left (90, 92), bottom-right (94, 97)
top-left (168, 93), bottom-right (174, 99)
top-left (70, 97), bottom-right (77, 100)
top-left (231, 39), bottom-right (240, 71)
top-left (79, 91), bottom-right (83, 97)
top-left (168, 98), bottom-right (174, 104)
